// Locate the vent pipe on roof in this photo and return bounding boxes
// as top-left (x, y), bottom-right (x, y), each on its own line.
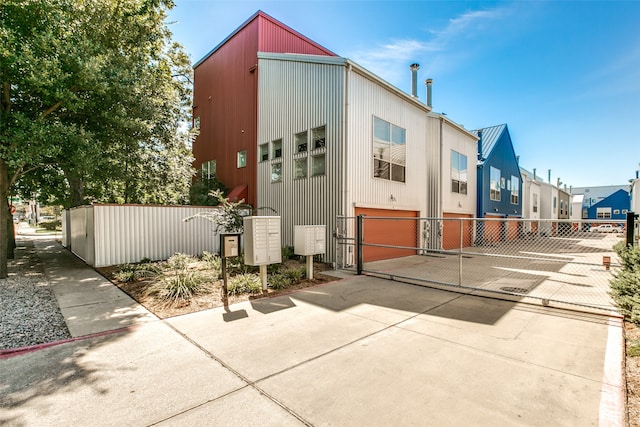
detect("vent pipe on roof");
top-left (548, 169), bottom-right (551, 184)
top-left (516, 155), bottom-right (520, 165)
top-left (410, 63), bottom-right (419, 98)
top-left (425, 78), bottom-right (433, 107)
top-left (533, 168), bottom-right (537, 180)
top-left (477, 130), bottom-right (483, 160)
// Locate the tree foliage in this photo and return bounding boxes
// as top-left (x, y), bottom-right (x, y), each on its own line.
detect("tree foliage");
top-left (0, 0), bottom-right (194, 278)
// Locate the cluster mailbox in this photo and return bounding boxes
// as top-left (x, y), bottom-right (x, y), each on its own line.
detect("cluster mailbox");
top-left (294, 225), bottom-right (326, 256)
top-left (294, 225), bottom-right (326, 280)
top-left (243, 216), bottom-right (282, 266)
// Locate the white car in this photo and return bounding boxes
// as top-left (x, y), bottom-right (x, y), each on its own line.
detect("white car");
top-left (589, 224), bottom-right (621, 233)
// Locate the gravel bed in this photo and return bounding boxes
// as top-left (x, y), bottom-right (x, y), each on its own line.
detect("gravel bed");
top-left (0, 238), bottom-right (71, 350)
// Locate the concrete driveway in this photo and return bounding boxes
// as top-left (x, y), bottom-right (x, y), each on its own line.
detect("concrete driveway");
top-left (1, 273), bottom-right (625, 426)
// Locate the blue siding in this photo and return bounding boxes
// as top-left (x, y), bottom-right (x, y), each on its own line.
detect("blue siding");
top-left (586, 189), bottom-right (630, 219)
top-left (475, 125), bottom-right (522, 218)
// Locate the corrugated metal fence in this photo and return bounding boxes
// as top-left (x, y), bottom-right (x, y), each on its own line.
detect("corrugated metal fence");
top-left (336, 216), bottom-right (636, 312)
top-left (64, 205), bottom-right (221, 267)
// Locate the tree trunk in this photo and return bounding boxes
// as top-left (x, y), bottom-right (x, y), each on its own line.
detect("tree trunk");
top-left (0, 158), bottom-right (10, 278)
top-left (63, 168), bottom-right (86, 207)
top-left (7, 213), bottom-right (15, 259)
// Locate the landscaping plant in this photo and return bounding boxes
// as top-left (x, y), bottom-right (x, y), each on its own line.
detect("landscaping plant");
top-left (610, 243), bottom-right (640, 324)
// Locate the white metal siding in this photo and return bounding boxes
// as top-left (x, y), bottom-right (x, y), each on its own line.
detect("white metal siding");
top-left (257, 55), bottom-right (345, 263)
top-left (92, 205), bottom-right (220, 267)
top-left (346, 68), bottom-right (436, 217)
top-left (69, 206), bottom-right (95, 265)
top-left (439, 118), bottom-right (477, 216)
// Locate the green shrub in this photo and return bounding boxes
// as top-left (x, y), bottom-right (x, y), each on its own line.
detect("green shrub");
top-left (268, 273), bottom-right (293, 290)
top-left (113, 263), bottom-right (160, 282)
top-left (201, 251), bottom-right (222, 279)
top-left (41, 220), bottom-right (61, 230)
top-left (281, 245), bottom-right (295, 260)
top-left (284, 266), bottom-right (306, 282)
top-left (146, 253), bottom-right (212, 305)
top-left (227, 273), bottom-right (262, 295)
top-left (226, 254), bottom-right (256, 275)
top-left (610, 244), bottom-right (640, 324)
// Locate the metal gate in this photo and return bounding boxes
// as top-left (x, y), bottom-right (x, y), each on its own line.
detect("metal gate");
top-left (336, 215), bottom-right (639, 312)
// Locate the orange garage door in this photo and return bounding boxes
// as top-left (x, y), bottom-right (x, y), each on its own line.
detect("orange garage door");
top-left (442, 213), bottom-right (473, 250)
top-left (355, 208), bottom-right (418, 262)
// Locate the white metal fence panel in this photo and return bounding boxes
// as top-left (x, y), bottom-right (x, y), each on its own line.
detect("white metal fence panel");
top-left (65, 205), bottom-right (221, 267)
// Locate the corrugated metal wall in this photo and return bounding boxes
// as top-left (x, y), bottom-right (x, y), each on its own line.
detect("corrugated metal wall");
top-left (256, 54), bottom-right (345, 263)
top-left (66, 205), bottom-right (221, 267)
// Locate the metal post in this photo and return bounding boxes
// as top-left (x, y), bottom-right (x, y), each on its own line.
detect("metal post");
top-left (458, 218), bottom-right (463, 286)
top-left (356, 214), bottom-right (364, 275)
top-left (627, 211), bottom-right (638, 247)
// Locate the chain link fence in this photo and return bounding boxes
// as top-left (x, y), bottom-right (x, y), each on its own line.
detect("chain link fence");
top-left (336, 216), bottom-right (637, 312)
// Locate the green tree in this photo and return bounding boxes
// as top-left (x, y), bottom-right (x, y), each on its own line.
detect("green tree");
top-left (0, 0), bottom-right (193, 278)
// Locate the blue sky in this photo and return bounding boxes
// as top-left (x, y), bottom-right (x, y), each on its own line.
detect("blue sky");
top-left (167, 0), bottom-right (640, 189)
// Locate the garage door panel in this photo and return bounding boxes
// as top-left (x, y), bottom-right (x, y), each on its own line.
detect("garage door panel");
top-left (355, 208), bottom-right (418, 262)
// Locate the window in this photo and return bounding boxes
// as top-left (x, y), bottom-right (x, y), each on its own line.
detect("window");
top-left (259, 144), bottom-right (269, 162)
top-left (201, 160), bottom-right (216, 179)
top-left (533, 193), bottom-right (538, 213)
top-left (553, 196), bottom-right (557, 213)
top-left (295, 131), bottom-right (308, 153)
top-left (597, 207), bottom-right (612, 219)
top-left (237, 150), bottom-right (247, 168)
top-left (510, 175), bottom-right (519, 204)
top-left (451, 150), bottom-right (467, 194)
top-left (312, 154), bottom-right (326, 176)
top-left (614, 209), bottom-right (620, 215)
top-left (373, 116), bottom-right (406, 182)
top-left (490, 166), bottom-right (501, 201)
top-left (271, 163), bottom-right (282, 183)
top-left (623, 209), bottom-right (628, 214)
top-left (193, 116), bottom-right (200, 130)
top-left (272, 139), bottom-right (282, 159)
top-left (294, 157), bottom-right (307, 179)
top-left (312, 126), bottom-right (326, 149)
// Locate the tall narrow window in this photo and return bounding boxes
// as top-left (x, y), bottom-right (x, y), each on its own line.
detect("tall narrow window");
top-left (294, 157), bottom-right (307, 179)
top-left (201, 160), bottom-right (216, 179)
top-left (259, 144), bottom-right (269, 162)
top-left (312, 154), bottom-right (326, 176)
top-left (451, 150), bottom-right (468, 194)
top-left (271, 163), bottom-right (282, 183)
top-left (490, 166), bottom-right (501, 201)
top-left (295, 131), bottom-right (308, 153)
top-left (272, 139), bottom-right (282, 159)
top-left (533, 193), bottom-right (538, 213)
top-left (373, 116), bottom-right (405, 182)
top-left (510, 175), bottom-right (519, 204)
top-left (312, 126), bottom-right (326, 149)
top-left (237, 150), bottom-right (247, 168)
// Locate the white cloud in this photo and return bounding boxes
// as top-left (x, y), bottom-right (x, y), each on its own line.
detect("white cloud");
top-left (347, 4), bottom-right (518, 89)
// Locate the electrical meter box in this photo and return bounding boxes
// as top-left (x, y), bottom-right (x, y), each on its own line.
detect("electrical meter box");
top-left (243, 216), bottom-right (282, 266)
top-left (220, 233), bottom-right (241, 258)
top-left (294, 225), bottom-right (326, 256)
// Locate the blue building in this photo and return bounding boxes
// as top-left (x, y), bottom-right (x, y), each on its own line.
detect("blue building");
top-left (586, 188), bottom-right (630, 220)
top-left (471, 124), bottom-right (523, 244)
top-left (472, 124), bottom-right (523, 219)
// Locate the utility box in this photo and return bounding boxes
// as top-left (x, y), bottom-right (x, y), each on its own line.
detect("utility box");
top-left (243, 216), bottom-right (282, 266)
top-left (294, 225), bottom-right (326, 256)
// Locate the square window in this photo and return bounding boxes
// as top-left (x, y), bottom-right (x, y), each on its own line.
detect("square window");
top-left (312, 154), bottom-right (326, 176)
top-left (271, 163), bottom-right (282, 183)
top-left (259, 144), bottom-right (269, 162)
top-left (272, 139), bottom-right (282, 159)
top-left (312, 126), bottom-right (326, 149)
top-left (294, 157), bottom-right (307, 179)
top-left (295, 131), bottom-right (308, 153)
top-left (391, 164), bottom-right (405, 182)
top-left (237, 150), bottom-right (247, 168)
top-left (374, 159), bottom-right (390, 180)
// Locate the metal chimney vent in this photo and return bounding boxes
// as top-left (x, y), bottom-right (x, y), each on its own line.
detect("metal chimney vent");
top-left (425, 78), bottom-right (433, 108)
top-left (409, 63), bottom-right (420, 98)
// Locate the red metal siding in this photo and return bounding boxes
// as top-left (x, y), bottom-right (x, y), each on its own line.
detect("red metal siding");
top-left (193, 12), bottom-right (336, 207)
top-left (258, 14), bottom-right (336, 56)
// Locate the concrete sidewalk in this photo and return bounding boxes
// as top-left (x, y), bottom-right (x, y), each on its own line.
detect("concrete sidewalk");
top-left (0, 238), bottom-right (626, 426)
